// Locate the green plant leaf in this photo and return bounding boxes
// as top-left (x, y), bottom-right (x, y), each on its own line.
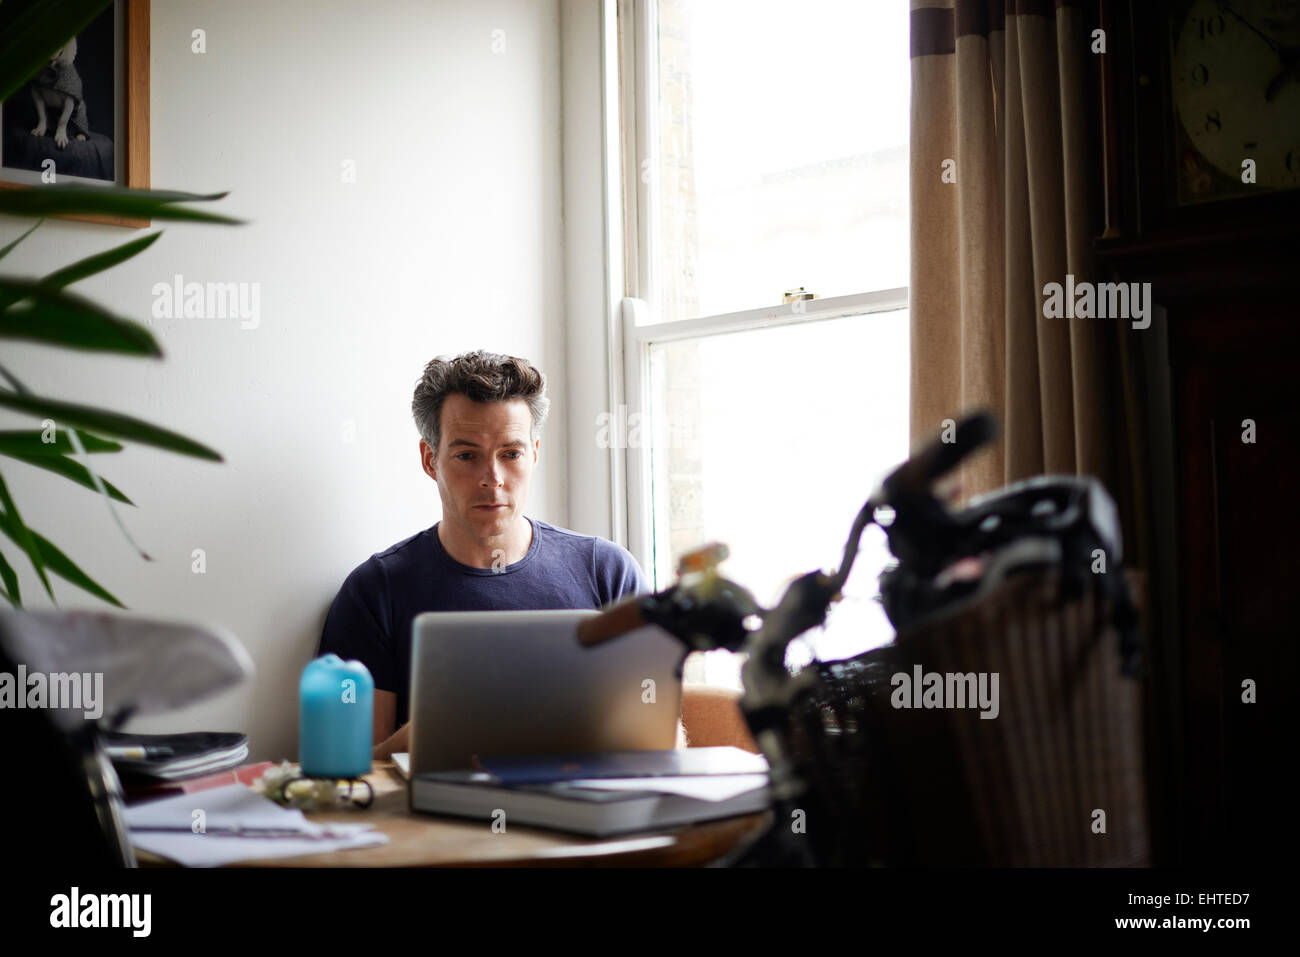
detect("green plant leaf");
top-left (0, 507), bottom-right (124, 608)
top-left (0, 473), bottom-right (54, 601)
top-left (0, 429), bottom-right (121, 456)
top-left (36, 231), bottom-right (162, 291)
top-left (0, 549), bottom-right (20, 606)
top-left (0, 220), bottom-right (43, 262)
top-left (0, 369), bottom-right (154, 561)
top-left (0, 450), bottom-right (133, 504)
top-left (0, 0), bottom-right (114, 103)
top-left (0, 391), bottom-right (223, 461)
top-left (0, 186), bottom-right (242, 224)
top-left (0, 279), bottom-right (162, 355)
top-left (0, 278), bottom-right (162, 354)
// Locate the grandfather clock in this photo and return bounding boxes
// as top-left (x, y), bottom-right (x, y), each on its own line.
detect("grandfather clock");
top-left (1095, 0), bottom-right (1299, 866)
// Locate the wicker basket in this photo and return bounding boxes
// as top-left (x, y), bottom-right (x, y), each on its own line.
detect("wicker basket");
top-left (782, 567), bottom-right (1150, 866)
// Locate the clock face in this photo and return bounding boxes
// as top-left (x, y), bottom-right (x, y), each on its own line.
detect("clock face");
top-left (1171, 0), bottom-right (1300, 198)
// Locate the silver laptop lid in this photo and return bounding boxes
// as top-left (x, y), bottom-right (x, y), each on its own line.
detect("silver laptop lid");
top-left (409, 609), bottom-right (684, 774)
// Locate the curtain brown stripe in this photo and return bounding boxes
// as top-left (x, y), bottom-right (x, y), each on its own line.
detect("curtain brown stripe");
top-left (1008, 0), bottom-right (1086, 14)
top-left (911, 6), bottom-right (954, 57)
top-left (911, 2), bottom-right (1088, 53)
top-left (1008, 0), bottom-right (1055, 15)
top-left (956, 0), bottom-right (1005, 38)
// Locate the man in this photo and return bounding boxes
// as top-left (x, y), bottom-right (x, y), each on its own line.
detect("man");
top-left (317, 349), bottom-right (664, 759)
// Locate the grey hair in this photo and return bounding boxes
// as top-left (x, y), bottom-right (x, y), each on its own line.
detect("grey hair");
top-left (411, 350), bottom-right (550, 455)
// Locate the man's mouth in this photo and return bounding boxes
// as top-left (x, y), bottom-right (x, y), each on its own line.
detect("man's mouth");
top-left (474, 504), bottom-right (507, 510)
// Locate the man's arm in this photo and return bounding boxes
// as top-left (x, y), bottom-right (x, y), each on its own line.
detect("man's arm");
top-left (319, 559), bottom-right (402, 761)
top-left (373, 688), bottom-right (396, 743)
top-left (373, 724), bottom-right (409, 760)
top-left (371, 689), bottom-right (408, 759)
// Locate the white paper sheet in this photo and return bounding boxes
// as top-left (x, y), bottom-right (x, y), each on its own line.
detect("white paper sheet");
top-left (564, 773), bottom-right (769, 803)
top-left (125, 783), bottom-right (388, 867)
top-left (129, 826), bottom-right (388, 867)
top-left (127, 782), bottom-right (316, 830)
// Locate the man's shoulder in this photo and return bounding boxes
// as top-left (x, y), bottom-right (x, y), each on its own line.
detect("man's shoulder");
top-left (374, 526), bottom-right (432, 561)
top-left (532, 519), bottom-right (635, 566)
top-left (342, 526), bottom-right (433, 585)
top-left (531, 517), bottom-right (596, 542)
top-left (532, 519), bottom-right (648, 601)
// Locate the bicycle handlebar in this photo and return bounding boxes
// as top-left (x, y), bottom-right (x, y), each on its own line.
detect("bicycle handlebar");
top-left (575, 410), bottom-right (999, 654)
top-left (575, 595), bottom-right (646, 647)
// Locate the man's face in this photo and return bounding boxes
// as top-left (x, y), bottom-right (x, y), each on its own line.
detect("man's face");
top-left (421, 394), bottom-right (538, 541)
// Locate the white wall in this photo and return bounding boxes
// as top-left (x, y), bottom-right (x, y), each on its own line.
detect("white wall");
top-left (0, 0), bottom-right (568, 761)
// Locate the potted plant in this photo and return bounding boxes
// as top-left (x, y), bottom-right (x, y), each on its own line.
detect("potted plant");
top-left (0, 0), bottom-right (241, 608)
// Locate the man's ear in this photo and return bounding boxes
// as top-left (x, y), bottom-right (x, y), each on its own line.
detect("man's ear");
top-left (532, 437), bottom-right (540, 465)
top-left (420, 439), bottom-right (438, 481)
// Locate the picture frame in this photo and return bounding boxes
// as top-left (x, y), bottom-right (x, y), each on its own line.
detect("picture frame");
top-left (0, 0), bottom-right (150, 227)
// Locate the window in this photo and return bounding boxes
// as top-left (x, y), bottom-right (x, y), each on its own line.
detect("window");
top-left (616, 0), bottom-right (911, 685)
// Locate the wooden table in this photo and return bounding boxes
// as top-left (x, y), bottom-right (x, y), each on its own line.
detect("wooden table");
top-left (136, 762), bottom-right (771, 867)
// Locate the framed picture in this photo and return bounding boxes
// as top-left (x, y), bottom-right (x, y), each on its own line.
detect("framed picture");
top-left (0, 0), bottom-right (150, 227)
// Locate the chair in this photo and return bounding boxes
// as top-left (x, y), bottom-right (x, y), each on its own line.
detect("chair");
top-left (680, 684), bottom-right (759, 752)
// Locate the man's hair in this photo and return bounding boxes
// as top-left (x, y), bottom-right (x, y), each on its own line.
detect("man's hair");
top-left (411, 349), bottom-right (550, 455)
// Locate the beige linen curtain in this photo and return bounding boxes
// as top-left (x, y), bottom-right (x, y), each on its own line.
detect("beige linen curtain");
top-left (909, 0), bottom-right (1119, 502)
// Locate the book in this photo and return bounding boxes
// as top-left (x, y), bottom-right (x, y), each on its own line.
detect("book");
top-left (102, 731), bottom-right (249, 782)
top-left (122, 761), bottom-right (275, 802)
top-left (410, 771), bottom-right (770, 837)
top-left (410, 748), bottom-right (771, 836)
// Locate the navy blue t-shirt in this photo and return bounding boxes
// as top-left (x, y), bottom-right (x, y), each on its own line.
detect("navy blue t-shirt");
top-left (316, 516), bottom-right (649, 728)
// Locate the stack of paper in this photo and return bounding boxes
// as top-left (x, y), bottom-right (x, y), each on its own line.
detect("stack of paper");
top-left (559, 774), bottom-right (768, 802)
top-left (124, 783), bottom-right (387, 867)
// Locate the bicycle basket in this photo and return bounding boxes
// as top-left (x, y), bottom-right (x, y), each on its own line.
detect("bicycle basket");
top-left (777, 565), bottom-right (1149, 866)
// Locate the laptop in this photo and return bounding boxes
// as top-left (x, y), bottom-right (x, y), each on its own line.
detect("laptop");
top-left (407, 609), bottom-right (684, 775)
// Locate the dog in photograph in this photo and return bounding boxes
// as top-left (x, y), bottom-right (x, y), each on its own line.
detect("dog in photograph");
top-left (29, 37), bottom-right (91, 149)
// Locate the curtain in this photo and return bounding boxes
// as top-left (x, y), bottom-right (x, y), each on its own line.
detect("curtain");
top-left (909, 0), bottom-right (1124, 506)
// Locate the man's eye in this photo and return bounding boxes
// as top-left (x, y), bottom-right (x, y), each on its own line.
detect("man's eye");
top-left (505, 451), bottom-right (522, 459)
top-left (456, 453), bottom-right (472, 461)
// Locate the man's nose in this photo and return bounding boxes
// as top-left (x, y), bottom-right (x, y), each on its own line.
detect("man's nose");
top-left (480, 460), bottom-right (504, 485)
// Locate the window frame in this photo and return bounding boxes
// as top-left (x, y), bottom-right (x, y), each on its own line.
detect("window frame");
top-left (609, 0), bottom-right (910, 588)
